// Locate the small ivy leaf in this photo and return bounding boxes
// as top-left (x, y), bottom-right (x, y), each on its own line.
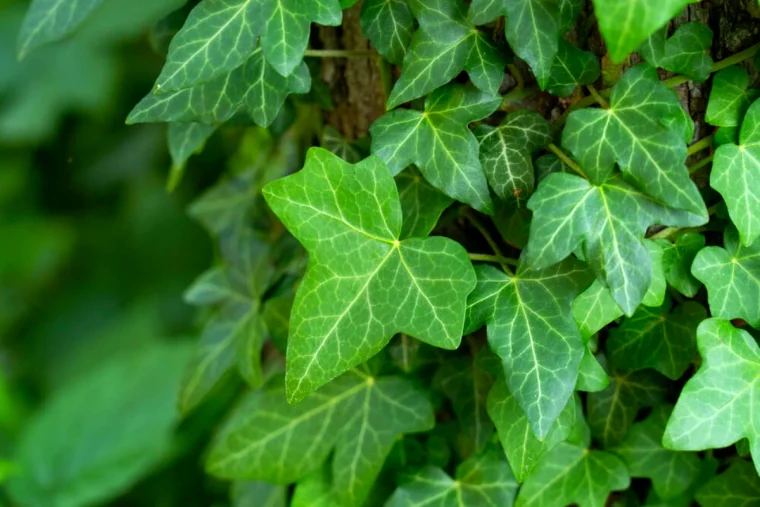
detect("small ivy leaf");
top-left (493, 199), bottom-right (532, 249)
top-left (487, 379), bottom-right (577, 482)
top-left (611, 405), bottom-right (701, 500)
top-left (320, 126), bottom-right (365, 163)
top-left (660, 233), bottom-right (705, 298)
top-left (576, 348), bottom-right (609, 392)
top-left (563, 65), bottom-right (706, 217)
top-left (386, 452), bottom-right (518, 507)
top-left (706, 66), bottom-right (759, 127)
top-left (607, 297), bottom-right (706, 380)
top-left (360, 0), bottom-right (414, 65)
top-left (591, 0), bottom-right (694, 63)
top-left (639, 23), bottom-right (713, 82)
top-left (207, 371), bottom-right (434, 505)
top-left (546, 40), bottom-right (601, 97)
top-left (262, 296), bottom-right (292, 354)
top-left (188, 171), bottom-right (256, 236)
top-left (691, 228), bottom-right (760, 329)
top-left (371, 84), bottom-right (500, 214)
top-left (167, 123), bottom-right (216, 190)
top-left (386, 0), bottom-right (506, 108)
top-left (474, 110), bottom-right (551, 201)
top-left (712, 99), bottom-right (760, 246)
top-left (714, 125), bottom-right (740, 146)
top-left (17, 0), bottom-right (106, 59)
top-left (664, 319), bottom-right (760, 475)
top-left (263, 149), bottom-right (476, 402)
top-left (587, 359), bottom-right (668, 448)
top-left (695, 460), bottom-right (760, 507)
top-left (395, 167), bottom-right (454, 239)
top-left (464, 259), bottom-right (593, 439)
top-left (515, 441), bottom-right (630, 507)
top-left (534, 154), bottom-right (570, 182)
top-left (291, 467), bottom-right (336, 507)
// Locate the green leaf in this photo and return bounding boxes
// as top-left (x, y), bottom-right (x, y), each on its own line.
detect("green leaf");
top-left (371, 84), bottom-right (500, 214)
top-left (387, 0), bottom-right (506, 108)
top-left (611, 405), bottom-right (701, 500)
top-left (663, 319), bottom-right (760, 475)
top-left (563, 64), bottom-right (706, 217)
top-left (712, 99), bottom-right (760, 246)
top-left (691, 228), bottom-right (760, 328)
top-left (464, 259), bottom-right (592, 438)
top-left (188, 171), bottom-right (256, 236)
top-left (206, 371), bottom-right (434, 507)
top-left (487, 379), bottom-right (578, 482)
top-left (661, 233), bottom-right (705, 298)
top-left (706, 66), bottom-right (758, 128)
top-left (291, 467), bottom-right (339, 507)
top-left (607, 297), bottom-right (706, 380)
top-left (639, 23), bottom-right (713, 81)
top-left (576, 348), bottom-right (609, 392)
top-left (591, 0), bottom-right (695, 62)
top-left (386, 452), bottom-right (518, 507)
top-left (360, 0), bottom-right (414, 65)
top-left (7, 343), bottom-right (190, 507)
top-left (474, 110), bottom-right (551, 201)
top-left (546, 40), bottom-right (601, 97)
top-left (395, 167), bottom-right (454, 239)
top-left (167, 123), bottom-right (216, 190)
top-left (321, 126), bottom-right (364, 163)
top-left (262, 149), bottom-right (476, 402)
top-left (695, 460), bottom-right (760, 507)
top-left (17, 0), bottom-right (106, 58)
top-left (232, 481), bottom-right (287, 507)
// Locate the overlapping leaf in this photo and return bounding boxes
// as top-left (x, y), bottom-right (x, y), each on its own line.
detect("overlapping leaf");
top-left (167, 123), bottom-right (216, 190)
top-left (695, 460), bottom-right (760, 507)
top-left (372, 85), bottom-right (500, 214)
top-left (640, 23), bottom-right (713, 81)
top-left (464, 259), bottom-right (592, 438)
top-left (360, 0), bottom-right (414, 65)
top-left (17, 0), bottom-right (106, 58)
top-left (664, 319), bottom-right (760, 475)
top-left (263, 149), bottom-right (476, 402)
top-left (706, 66), bottom-right (758, 127)
top-left (395, 168), bottom-right (453, 239)
top-left (546, 40), bottom-right (601, 97)
top-left (661, 233), bottom-right (705, 298)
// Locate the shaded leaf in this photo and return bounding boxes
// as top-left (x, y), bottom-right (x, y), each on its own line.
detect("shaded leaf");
top-left (395, 167), bottom-right (454, 239)
top-left (695, 460), bottom-right (760, 507)
top-left (660, 233), bottom-right (705, 298)
top-left (167, 122), bottom-right (216, 190)
top-left (17, 0), bottom-right (106, 58)
top-left (706, 66), bottom-right (758, 127)
top-left (546, 40), bottom-right (601, 97)
top-left (360, 0), bottom-right (414, 65)
top-left (640, 23), bottom-right (713, 81)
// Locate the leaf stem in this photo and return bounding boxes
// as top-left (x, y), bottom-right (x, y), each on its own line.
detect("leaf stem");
top-left (500, 88), bottom-right (534, 110)
top-left (663, 42), bottom-right (760, 88)
top-left (586, 85), bottom-right (609, 109)
top-left (548, 143), bottom-right (588, 179)
top-left (688, 153), bottom-right (714, 174)
top-left (304, 49), bottom-right (375, 58)
top-left (507, 64), bottom-right (525, 90)
top-left (687, 134), bottom-right (714, 156)
top-left (468, 253), bottom-right (519, 266)
top-left (462, 208), bottom-right (514, 275)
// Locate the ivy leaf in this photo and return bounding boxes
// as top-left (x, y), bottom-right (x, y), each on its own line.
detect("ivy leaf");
top-left (639, 23), bottom-right (713, 81)
top-left (695, 460), bottom-right (760, 507)
top-left (262, 149), bottom-right (476, 402)
top-left (691, 228), bottom-right (760, 329)
top-left (386, 452), bottom-right (518, 507)
top-left (188, 171), bottom-right (256, 236)
top-left (607, 297), bottom-right (706, 380)
top-left (17, 0), bottom-right (106, 59)
top-left (291, 467), bottom-right (337, 507)
top-left (167, 123), bottom-right (216, 191)
top-left (371, 85), bottom-right (500, 214)
top-left (591, 0), bottom-right (695, 62)
top-left (712, 99), bottom-right (760, 246)
top-left (386, 0), bottom-right (506, 108)
top-left (546, 40), bottom-right (601, 97)
top-left (464, 259), bottom-right (592, 438)
top-left (706, 66), bottom-right (758, 127)
top-left (360, 0), bottom-right (414, 65)
top-left (611, 405), bottom-right (701, 500)
top-left (576, 348), bottom-right (609, 392)
top-left (563, 64), bottom-right (706, 217)
top-left (661, 233), bottom-right (705, 298)
top-left (663, 318), bottom-right (760, 475)
top-left (232, 481), bottom-right (287, 507)
top-left (321, 126), bottom-right (364, 164)
top-left (395, 167), bottom-right (454, 239)
top-left (487, 378), bottom-right (577, 482)
top-left (474, 110), bottom-right (551, 201)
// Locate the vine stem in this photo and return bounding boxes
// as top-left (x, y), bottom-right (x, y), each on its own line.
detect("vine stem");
top-left (689, 153), bottom-right (714, 174)
top-left (304, 49), bottom-right (375, 58)
top-left (548, 143), bottom-right (588, 179)
top-left (468, 253), bottom-right (519, 266)
top-left (687, 134), bottom-right (714, 156)
top-left (586, 85), bottom-right (609, 109)
top-left (462, 208), bottom-right (514, 275)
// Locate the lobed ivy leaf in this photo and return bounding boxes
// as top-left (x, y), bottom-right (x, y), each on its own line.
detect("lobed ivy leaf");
top-left (711, 99), bottom-right (760, 246)
top-left (464, 259), bottom-right (592, 439)
top-left (386, 0), bottom-right (506, 108)
top-left (17, 0), bottom-right (106, 59)
top-left (691, 228), bottom-right (760, 329)
top-left (262, 149), bottom-right (476, 402)
top-left (320, 126), bottom-right (365, 164)
top-left (395, 167), bottom-right (454, 239)
top-left (563, 64), bottom-right (706, 217)
top-left (207, 371), bottom-right (433, 506)
top-left (664, 318), bottom-right (760, 475)
top-left (695, 460), bottom-right (760, 507)
top-left (661, 233), bottom-right (705, 298)
top-left (167, 123), bottom-right (217, 190)
top-left (546, 40), bottom-right (601, 97)
top-left (705, 66), bottom-right (758, 127)
top-left (474, 110), bottom-right (551, 202)
top-left (386, 452), bottom-right (518, 507)
top-left (576, 349), bottom-right (609, 392)
top-left (591, 0), bottom-right (695, 62)
top-left (360, 0), bottom-right (414, 65)
top-left (371, 84), bottom-right (500, 214)
top-left (639, 23), bottom-right (713, 81)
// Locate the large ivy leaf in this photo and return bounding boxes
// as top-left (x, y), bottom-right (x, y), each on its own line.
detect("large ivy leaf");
top-left (360, 0), bottom-right (414, 65)
top-left (262, 149), bottom-right (476, 402)
top-left (695, 460), bottom-right (760, 507)
top-left (591, 0), bottom-right (695, 62)
top-left (691, 228), bottom-right (760, 329)
top-left (386, 0), bottom-right (506, 108)
top-left (705, 66), bottom-right (758, 127)
top-left (563, 65), bottom-right (706, 217)
top-left (386, 452), bottom-right (518, 507)
top-left (371, 85), bottom-right (500, 214)
top-left (639, 23), bottom-right (713, 81)
top-left (611, 406), bottom-right (701, 500)
top-left (207, 371), bottom-right (433, 506)
top-left (464, 259), bottom-right (592, 438)
top-left (487, 379), bottom-right (577, 482)
top-left (395, 167), bottom-right (454, 239)
top-left (664, 319), bottom-right (760, 475)
top-left (546, 40), bottom-right (601, 97)
top-left (712, 99), bottom-right (760, 246)
top-left (607, 297), bottom-right (706, 380)
top-left (474, 110), bottom-right (551, 202)
top-left (17, 0), bottom-right (106, 58)
top-left (661, 233), bottom-right (705, 298)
